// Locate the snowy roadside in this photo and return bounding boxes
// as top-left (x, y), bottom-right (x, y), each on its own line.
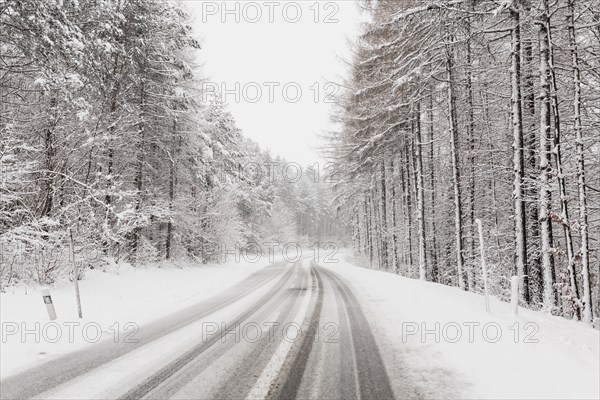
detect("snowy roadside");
top-left (0, 256), bottom-right (276, 379)
top-left (321, 250), bottom-right (600, 400)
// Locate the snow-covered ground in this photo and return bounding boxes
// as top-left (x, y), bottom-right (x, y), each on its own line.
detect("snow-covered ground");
top-left (321, 250), bottom-right (600, 400)
top-left (0, 257), bottom-right (274, 379)
top-left (2, 251), bottom-right (597, 399)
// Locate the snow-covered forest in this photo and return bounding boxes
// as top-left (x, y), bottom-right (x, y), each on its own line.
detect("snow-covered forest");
top-left (0, 0), bottom-right (345, 288)
top-left (326, 0), bottom-right (600, 323)
top-left (1, 1), bottom-right (599, 399)
top-left (1, 0), bottom-right (599, 321)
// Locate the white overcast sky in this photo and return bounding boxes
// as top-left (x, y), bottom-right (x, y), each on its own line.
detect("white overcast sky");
top-left (183, 1), bottom-right (363, 166)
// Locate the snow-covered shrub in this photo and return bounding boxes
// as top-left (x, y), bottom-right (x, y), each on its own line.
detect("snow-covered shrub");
top-left (135, 237), bottom-right (162, 264)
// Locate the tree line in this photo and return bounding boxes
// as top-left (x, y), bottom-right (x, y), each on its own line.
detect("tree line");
top-left (327, 0), bottom-right (599, 323)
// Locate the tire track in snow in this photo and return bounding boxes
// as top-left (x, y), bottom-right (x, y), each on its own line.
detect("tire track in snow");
top-left (146, 262), bottom-right (307, 399)
top-left (118, 265), bottom-right (297, 400)
top-left (264, 261), bottom-right (324, 400)
top-left (317, 267), bottom-right (395, 400)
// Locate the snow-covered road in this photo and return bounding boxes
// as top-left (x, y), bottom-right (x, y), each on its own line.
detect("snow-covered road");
top-left (0, 259), bottom-right (400, 399)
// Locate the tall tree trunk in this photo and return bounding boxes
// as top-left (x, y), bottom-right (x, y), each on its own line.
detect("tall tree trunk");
top-left (404, 139), bottom-right (414, 277)
top-left (546, 13), bottom-right (580, 318)
top-left (39, 93), bottom-right (60, 220)
top-left (465, 0), bottom-right (476, 291)
top-left (523, 17), bottom-right (543, 306)
top-left (568, 0), bottom-right (593, 323)
top-left (366, 194), bottom-right (375, 267)
top-left (165, 119), bottom-right (177, 260)
top-left (398, 146), bottom-right (410, 275)
top-left (428, 90), bottom-right (439, 282)
top-left (446, 31), bottom-right (466, 290)
top-left (104, 36), bottom-right (122, 210)
top-left (539, 1), bottom-right (556, 311)
top-left (390, 159), bottom-right (401, 273)
top-left (380, 159), bottom-right (389, 270)
top-left (414, 102), bottom-right (427, 281)
top-left (511, 8), bottom-right (530, 303)
top-left (132, 79), bottom-right (146, 256)
top-left (40, 104), bottom-right (56, 219)
top-left (372, 176), bottom-right (382, 269)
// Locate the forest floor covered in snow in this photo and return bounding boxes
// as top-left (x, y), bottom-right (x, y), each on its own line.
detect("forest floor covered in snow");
top-left (323, 250), bottom-right (600, 400)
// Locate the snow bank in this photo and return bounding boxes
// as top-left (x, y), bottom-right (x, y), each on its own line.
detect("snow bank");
top-left (321, 250), bottom-right (599, 400)
top-left (0, 258), bottom-right (272, 379)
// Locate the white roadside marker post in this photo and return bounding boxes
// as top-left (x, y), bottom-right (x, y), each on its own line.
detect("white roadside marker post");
top-left (41, 288), bottom-right (57, 321)
top-left (475, 219), bottom-right (490, 313)
top-left (511, 276), bottom-right (519, 316)
top-left (69, 228), bottom-right (83, 318)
